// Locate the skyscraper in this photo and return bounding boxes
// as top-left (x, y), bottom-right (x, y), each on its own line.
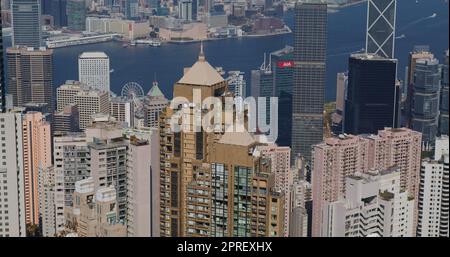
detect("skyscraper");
top-left (178, 0), bottom-right (193, 21)
top-left (344, 53), bottom-right (399, 135)
top-left (440, 50), bottom-right (449, 135)
top-left (67, 0), bottom-right (86, 31)
top-left (51, 0), bottom-right (68, 27)
top-left (143, 81), bottom-right (168, 128)
top-left (6, 47), bottom-right (54, 111)
top-left (125, 0), bottom-right (139, 19)
top-left (56, 80), bottom-right (110, 130)
top-left (0, 111), bottom-right (26, 237)
top-left (11, 0), bottom-right (42, 48)
top-left (322, 168), bottom-right (415, 237)
top-left (311, 128), bottom-right (422, 236)
top-left (365, 0), bottom-right (396, 58)
top-left (78, 52), bottom-right (110, 92)
top-left (418, 136), bottom-right (449, 237)
top-left (0, 6), bottom-right (5, 113)
top-left (292, 1), bottom-right (327, 160)
top-left (411, 56), bottom-right (441, 147)
top-left (22, 111), bottom-right (52, 225)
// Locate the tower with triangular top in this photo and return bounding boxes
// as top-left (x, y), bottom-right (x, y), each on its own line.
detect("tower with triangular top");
top-left (143, 80), bottom-right (169, 128)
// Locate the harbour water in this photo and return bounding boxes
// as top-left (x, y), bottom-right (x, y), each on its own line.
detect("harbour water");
top-left (2, 0), bottom-right (448, 101)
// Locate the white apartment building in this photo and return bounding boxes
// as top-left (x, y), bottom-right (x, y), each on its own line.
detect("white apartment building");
top-left (322, 167), bottom-right (415, 237)
top-left (78, 52), bottom-right (110, 92)
top-left (110, 97), bottom-right (134, 128)
top-left (418, 135), bottom-right (449, 237)
top-left (0, 112), bottom-right (26, 237)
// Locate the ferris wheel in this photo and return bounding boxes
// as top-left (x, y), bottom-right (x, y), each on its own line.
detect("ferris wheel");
top-left (121, 82), bottom-right (145, 118)
top-left (121, 82), bottom-right (144, 100)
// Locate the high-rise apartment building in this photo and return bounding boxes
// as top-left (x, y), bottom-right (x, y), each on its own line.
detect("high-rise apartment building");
top-left (110, 97), bottom-right (134, 128)
top-left (322, 168), bottom-right (415, 237)
top-left (440, 50), bottom-right (449, 135)
top-left (7, 47), bottom-right (54, 111)
top-left (126, 130), bottom-right (160, 237)
top-left (78, 52), bottom-right (110, 92)
top-left (67, 0), bottom-right (86, 31)
top-left (411, 56), bottom-right (441, 147)
top-left (365, 0), bottom-right (396, 58)
top-left (159, 49), bottom-right (285, 237)
top-left (256, 144), bottom-right (291, 237)
top-left (418, 136), bottom-right (449, 237)
top-left (64, 178), bottom-right (127, 237)
top-left (11, 0), bottom-right (42, 48)
top-left (0, 111), bottom-right (26, 237)
top-left (143, 81), bottom-right (168, 128)
top-left (292, 1), bottom-right (327, 160)
top-left (344, 53), bottom-right (399, 135)
top-left (312, 128), bottom-right (422, 236)
top-left (22, 111), bottom-right (52, 225)
top-left (56, 80), bottom-right (109, 130)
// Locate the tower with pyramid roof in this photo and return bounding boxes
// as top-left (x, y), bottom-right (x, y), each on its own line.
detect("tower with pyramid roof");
top-left (143, 80), bottom-right (169, 128)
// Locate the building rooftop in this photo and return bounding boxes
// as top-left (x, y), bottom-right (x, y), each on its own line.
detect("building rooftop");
top-left (79, 51), bottom-right (109, 59)
top-left (147, 81), bottom-right (165, 98)
top-left (218, 131), bottom-right (256, 146)
top-left (178, 44), bottom-right (224, 86)
top-left (350, 52), bottom-right (396, 62)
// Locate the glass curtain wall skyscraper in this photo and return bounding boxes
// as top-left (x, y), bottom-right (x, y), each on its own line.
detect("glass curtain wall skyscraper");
top-left (11, 0), bottom-right (42, 48)
top-left (0, 6), bottom-right (5, 113)
top-left (366, 0), bottom-right (396, 58)
top-left (291, 1), bottom-right (327, 161)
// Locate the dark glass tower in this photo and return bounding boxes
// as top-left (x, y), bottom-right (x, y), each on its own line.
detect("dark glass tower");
top-left (366, 0), bottom-right (396, 58)
top-left (0, 6), bottom-right (5, 113)
top-left (271, 46), bottom-right (294, 147)
top-left (344, 53), bottom-right (399, 135)
top-left (51, 0), bottom-right (68, 27)
top-left (440, 50), bottom-right (449, 135)
top-left (411, 57), bottom-right (441, 146)
top-left (11, 0), bottom-right (42, 48)
top-left (291, 1), bottom-right (327, 160)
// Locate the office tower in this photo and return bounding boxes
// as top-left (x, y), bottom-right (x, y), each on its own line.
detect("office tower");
top-left (322, 168), bottom-right (415, 237)
top-left (411, 56), bottom-right (441, 148)
top-left (7, 47), bottom-right (54, 111)
top-left (78, 52), bottom-right (110, 92)
top-left (226, 71), bottom-right (246, 98)
top-left (51, 0), bottom-right (68, 27)
top-left (405, 47), bottom-right (434, 126)
top-left (22, 111), bottom-right (52, 225)
top-left (64, 178), bottom-right (127, 237)
top-left (143, 81), bottom-right (168, 128)
top-left (110, 97), bottom-right (134, 128)
top-left (418, 135), bottom-right (449, 237)
top-left (125, 0), bottom-right (139, 19)
top-left (271, 46), bottom-right (294, 147)
top-left (126, 131), bottom-right (160, 237)
top-left (56, 80), bottom-right (109, 130)
top-left (292, 1), bottom-right (327, 160)
top-left (67, 0), bottom-right (86, 31)
top-left (53, 104), bottom-right (80, 133)
top-left (332, 72), bottom-right (348, 133)
top-left (311, 128), bottom-right (422, 236)
top-left (0, 7), bottom-right (5, 113)
top-left (251, 58), bottom-right (273, 125)
top-left (344, 53), bottom-right (399, 135)
top-left (440, 50), bottom-right (449, 135)
top-left (0, 112), bottom-right (26, 237)
top-left (365, 0), bottom-right (396, 58)
top-left (159, 49), bottom-right (285, 237)
top-left (146, 0), bottom-right (159, 9)
top-left (11, 0), bottom-right (42, 48)
top-left (38, 166), bottom-right (57, 237)
top-left (178, 0), bottom-right (193, 21)
top-left (256, 144), bottom-right (291, 237)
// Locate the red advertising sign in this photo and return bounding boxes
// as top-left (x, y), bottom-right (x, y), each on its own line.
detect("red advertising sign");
top-left (277, 61), bottom-right (294, 68)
